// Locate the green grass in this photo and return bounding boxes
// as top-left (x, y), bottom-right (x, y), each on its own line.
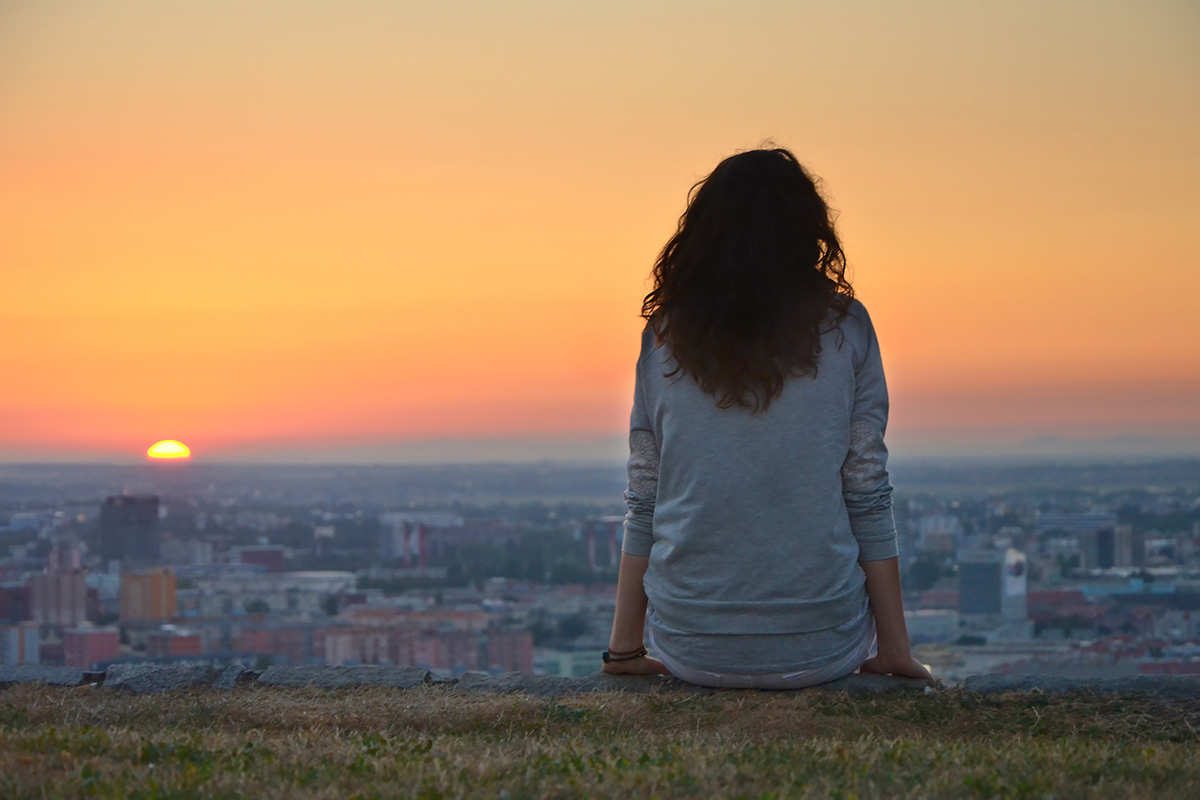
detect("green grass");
top-left (1, 683), bottom-right (1196, 798)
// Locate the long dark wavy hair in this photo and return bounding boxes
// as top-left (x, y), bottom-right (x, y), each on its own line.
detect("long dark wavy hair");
top-left (641, 147), bottom-right (854, 412)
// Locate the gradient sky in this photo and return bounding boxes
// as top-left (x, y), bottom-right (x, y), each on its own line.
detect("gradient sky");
top-left (2, 1), bottom-right (1198, 462)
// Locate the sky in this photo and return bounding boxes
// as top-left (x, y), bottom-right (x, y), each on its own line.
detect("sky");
top-left (2, 0), bottom-right (1198, 463)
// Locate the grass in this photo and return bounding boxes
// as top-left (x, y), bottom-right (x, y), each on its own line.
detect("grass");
top-left (0, 683), bottom-right (1197, 798)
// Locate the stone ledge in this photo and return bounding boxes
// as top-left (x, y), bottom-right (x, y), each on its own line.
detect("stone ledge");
top-left (0, 666), bottom-right (85, 688)
top-left (454, 671), bottom-right (690, 697)
top-left (104, 664), bottom-right (226, 695)
top-left (257, 665), bottom-right (430, 690)
top-left (1, 664), bottom-right (1196, 698)
top-left (962, 674), bottom-right (1200, 699)
top-left (101, 663), bottom-right (259, 695)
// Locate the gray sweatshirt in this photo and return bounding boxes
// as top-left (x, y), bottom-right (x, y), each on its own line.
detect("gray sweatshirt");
top-left (621, 298), bottom-right (898, 673)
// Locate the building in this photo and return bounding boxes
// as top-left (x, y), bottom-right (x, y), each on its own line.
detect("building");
top-left (1078, 524), bottom-right (1146, 569)
top-left (581, 518), bottom-right (623, 571)
top-left (379, 512), bottom-right (466, 563)
top-left (536, 650), bottom-right (598, 679)
top-left (120, 569), bottom-right (177, 622)
top-left (904, 610), bottom-right (960, 643)
top-left (0, 622), bottom-right (40, 666)
top-left (63, 626), bottom-right (120, 669)
top-left (99, 494), bottom-right (160, 564)
top-left (412, 630), bottom-right (480, 673)
top-left (235, 624), bottom-right (313, 664)
top-left (0, 585), bottom-right (31, 624)
top-left (234, 545), bottom-right (286, 573)
top-left (159, 538), bottom-right (213, 566)
top-left (47, 544), bottom-right (83, 572)
top-left (146, 627), bottom-right (204, 659)
top-left (958, 548), bottom-right (1026, 621)
top-left (1035, 511), bottom-right (1117, 535)
top-left (316, 625), bottom-right (393, 666)
top-left (485, 628), bottom-right (534, 673)
top-left (30, 570), bottom-right (88, 627)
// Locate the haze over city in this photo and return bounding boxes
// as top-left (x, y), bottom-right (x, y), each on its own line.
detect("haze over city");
top-left (2, 1), bottom-right (1197, 463)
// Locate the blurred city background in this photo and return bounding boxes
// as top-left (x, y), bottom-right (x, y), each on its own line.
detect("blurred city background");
top-left (2, 457), bottom-right (1198, 680)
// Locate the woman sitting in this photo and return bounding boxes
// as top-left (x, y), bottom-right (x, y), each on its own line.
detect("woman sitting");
top-left (602, 147), bottom-right (932, 688)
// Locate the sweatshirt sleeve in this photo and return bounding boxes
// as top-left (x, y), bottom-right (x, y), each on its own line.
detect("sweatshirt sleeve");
top-left (841, 306), bottom-right (900, 562)
top-left (621, 342), bottom-right (658, 557)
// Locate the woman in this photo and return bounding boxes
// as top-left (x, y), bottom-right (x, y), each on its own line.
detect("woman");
top-left (602, 147), bottom-right (931, 688)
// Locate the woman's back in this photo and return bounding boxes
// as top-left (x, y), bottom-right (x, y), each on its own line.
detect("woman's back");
top-left (623, 298), bottom-right (896, 643)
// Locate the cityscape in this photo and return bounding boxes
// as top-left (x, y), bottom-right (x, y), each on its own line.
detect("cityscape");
top-left (2, 458), bottom-right (1197, 682)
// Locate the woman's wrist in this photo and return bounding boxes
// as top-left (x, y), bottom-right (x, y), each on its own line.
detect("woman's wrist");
top-left (606, 644), bottom-right (645, 656)
top-left (875, 635), bottom-right (913, 660)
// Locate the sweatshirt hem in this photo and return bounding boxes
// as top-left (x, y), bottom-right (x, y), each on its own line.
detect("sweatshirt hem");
top-left (645, 583), bottom-right (868, 635)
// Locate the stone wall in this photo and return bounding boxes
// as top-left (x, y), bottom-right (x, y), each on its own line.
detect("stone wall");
top-left (3, 663), bottom-right (1197, 699)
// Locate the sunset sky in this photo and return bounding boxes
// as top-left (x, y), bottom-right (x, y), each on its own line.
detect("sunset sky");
top-left (2, 1), bottom-right (1197, 463)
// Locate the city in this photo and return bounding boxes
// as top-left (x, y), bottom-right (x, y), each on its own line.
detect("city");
top-left (2, 459), bottom-right (1197, 683)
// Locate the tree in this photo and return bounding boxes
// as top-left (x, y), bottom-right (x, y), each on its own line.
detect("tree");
top-left (527, 620), bottom-right (554, 646)
top-left (555, 614), bottom-right (589, 640)
top-left (906, 556), bottom-right (944, 593)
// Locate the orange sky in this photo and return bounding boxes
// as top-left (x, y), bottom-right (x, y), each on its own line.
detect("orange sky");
top-left (2, 1), bottom-right (1198, 462)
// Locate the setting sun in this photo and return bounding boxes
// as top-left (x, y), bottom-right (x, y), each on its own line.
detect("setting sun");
top-left (146, 440), bottom-right (191, 460)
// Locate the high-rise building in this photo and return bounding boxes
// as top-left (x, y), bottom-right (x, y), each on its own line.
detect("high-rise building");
top-left (47, 544), bottom-right (83, 572)
top-left (1078, 524), bottom-right (1145, 569)
top-left (958, 548), bottom-right (1026, 621)
top-left (119, 569), bottom-right (177, 622)
top-left (99, 494), bottom-right (160, 564)
top-left (30, 570), bottom-right (88, 627)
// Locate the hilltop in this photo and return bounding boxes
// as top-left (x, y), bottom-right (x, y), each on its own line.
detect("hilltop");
top-left (1, 669), bottom-right (1197, 799)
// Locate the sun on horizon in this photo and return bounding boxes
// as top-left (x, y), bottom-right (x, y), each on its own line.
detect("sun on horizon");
top-left (146, 440), bottom-right (191, 461)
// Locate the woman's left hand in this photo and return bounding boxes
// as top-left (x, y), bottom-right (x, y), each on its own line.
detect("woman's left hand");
top-left (601, 656), bottom-right (671, 676)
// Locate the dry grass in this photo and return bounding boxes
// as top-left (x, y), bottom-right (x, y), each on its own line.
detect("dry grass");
top-left (1, 682), bottom-right (1197, 798)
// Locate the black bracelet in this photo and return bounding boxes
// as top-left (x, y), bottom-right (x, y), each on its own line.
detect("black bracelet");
top-left (602, 646), bottom-right (648, 663)
top-left (607, 645), bottom-right (645, 656)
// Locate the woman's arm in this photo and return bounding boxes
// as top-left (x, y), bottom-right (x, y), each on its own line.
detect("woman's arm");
top-left (602, 552), bottom-right (668, 675)
top-left (858, 557), bottom-right (932, 679)
top-left (841, 306), bottom-right (930, 679)
top-left (603, 337), bottom-right (669, 676)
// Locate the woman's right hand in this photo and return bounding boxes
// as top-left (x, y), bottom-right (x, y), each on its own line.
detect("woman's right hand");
top-left (859, 650), bottom-right (933, 680)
